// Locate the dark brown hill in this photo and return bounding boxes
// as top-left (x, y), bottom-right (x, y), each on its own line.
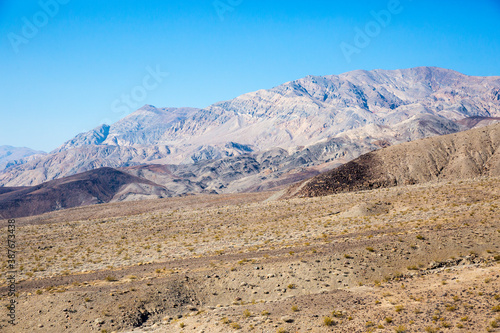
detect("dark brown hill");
top-left (0, 167), bottom-right (169, 218)
top-left (284, 123), bottom-right (500, 198)
top-left (456, 116), bottom-right (500, 128)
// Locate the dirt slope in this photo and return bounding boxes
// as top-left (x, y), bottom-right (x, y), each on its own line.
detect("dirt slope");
top-left (285, 123), bottom-right (500, 198)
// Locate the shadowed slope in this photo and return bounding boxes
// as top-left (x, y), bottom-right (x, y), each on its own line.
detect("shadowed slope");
top-left (0, 167), bottom-right (170, 218)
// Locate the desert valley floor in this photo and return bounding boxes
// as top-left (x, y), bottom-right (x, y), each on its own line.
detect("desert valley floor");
top-left (1, 176), bottom-right (500, 332)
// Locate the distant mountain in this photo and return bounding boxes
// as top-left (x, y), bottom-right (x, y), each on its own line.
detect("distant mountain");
top-left (0, 146), bottom-right (46, 170)
top-left (55, 106), bottom-right (200, 151)
top-left (119, 136), bottom-right (377, 195)
top-left (283, 123), bottom-right (500, 199)
top-left (1, 67), bottom-right (499, 187)
top-left (0, 167), bottom-right (170, 219)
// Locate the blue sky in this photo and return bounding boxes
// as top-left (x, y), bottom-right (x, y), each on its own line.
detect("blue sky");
top-left (1, 0), bottom-right (499, 152)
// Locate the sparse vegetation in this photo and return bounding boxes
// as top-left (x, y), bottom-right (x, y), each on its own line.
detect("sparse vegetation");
top-left (230, 322), bottom-right (241, 329)
top-left (332, 310), bottom-right (343, 318)
top-left (5, 175), bottom-right (500, 332)
top-left (395, 325), bottom-right (407, 333)
top-left (104, 275), bottom-right (117, 282)
top-left (323, 316), bottom-right (335, 326)
top-left (395, 305), bottom-right (404, 313)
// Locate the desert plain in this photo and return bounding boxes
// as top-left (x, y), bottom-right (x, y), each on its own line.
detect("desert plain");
top-left (1, 176), bottom-right (500, 333)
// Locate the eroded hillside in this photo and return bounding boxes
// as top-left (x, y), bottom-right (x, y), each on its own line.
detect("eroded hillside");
top-left (285, 123), bottom-right (500, 198)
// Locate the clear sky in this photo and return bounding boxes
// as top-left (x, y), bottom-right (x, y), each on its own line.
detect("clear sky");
top-left (1, 0), bottom-right (499, 152)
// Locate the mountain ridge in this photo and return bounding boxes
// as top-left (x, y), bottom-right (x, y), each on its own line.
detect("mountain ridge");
top-left (282, 122), bottom-right (500, 199)
top-left (1, 66), bottom-right (499, 187)
top-left (0, 146), bottom-right (46, 170)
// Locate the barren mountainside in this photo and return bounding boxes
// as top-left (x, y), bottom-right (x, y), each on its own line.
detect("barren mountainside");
top-left (1, 66), bottom-right (499, 187)
top-left (285, 122), bottom-right (500, 198)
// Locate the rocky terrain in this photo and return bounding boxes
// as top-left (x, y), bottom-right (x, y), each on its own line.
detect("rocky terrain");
top-left (1, 67), bottom-right (499, 187)
top-left (120, 136), bottom-right (379, 194)
top-left (0, 176), bottom-right (499, 332)
top-left (283, 123), bottom-right (500, 198)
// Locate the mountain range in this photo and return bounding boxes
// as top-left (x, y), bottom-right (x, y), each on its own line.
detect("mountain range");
top-left (2, 67), bottom-right (500, 189)
top-left (1, 66), bottom-right (500, 217)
